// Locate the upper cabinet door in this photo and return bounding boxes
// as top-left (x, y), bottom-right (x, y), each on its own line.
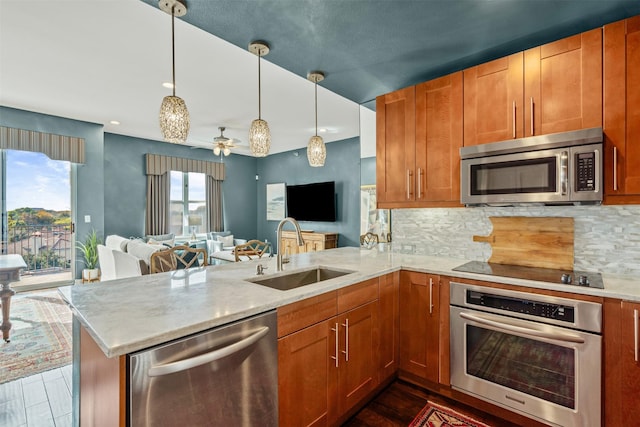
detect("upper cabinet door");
top-left (524, 28), bottom-right (603, 136)
top-left (604, 16), bottom-right (640, 203)
top-left (415, 72), bottom-right (463, 204)
top-left (376, 86), bottom-right (416, 205)
top-left (463, 53), bottom-right (524, 146)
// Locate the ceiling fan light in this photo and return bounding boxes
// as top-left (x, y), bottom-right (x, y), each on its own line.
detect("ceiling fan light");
top-left (213, 145), bottom-right (221, 156)
top-left (307, 135), bottom-right (326, 167)
top-left (159, 95), bottom-right (190, 143)
top-left (223, 147), bottom-right (231, 156)
top-left (249, 118), bottom-right (271, 157)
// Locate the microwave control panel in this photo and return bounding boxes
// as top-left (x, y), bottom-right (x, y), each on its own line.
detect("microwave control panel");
top-left (575, 152), bottom-right (595, 192)
top-left (466, 290), bottom-right (576, 323)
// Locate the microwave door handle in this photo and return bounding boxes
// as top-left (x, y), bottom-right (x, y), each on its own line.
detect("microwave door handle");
top-left (459, 311), bottom-right (585, 344)
top-left (147, 326), bottom-right (270, 377)
top-left (560, 151), bottom-right (569, 196)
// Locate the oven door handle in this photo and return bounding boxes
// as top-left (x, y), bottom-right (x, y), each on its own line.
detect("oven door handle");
top-left (147, 326), bottom-right (270, 377)
top-left (459, 312), bottom-right (585, 344)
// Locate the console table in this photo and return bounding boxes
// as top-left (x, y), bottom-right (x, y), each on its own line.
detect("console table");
top-left (0, 254), bottom-right (27, 342)
top-left (280, 231), bottom-right (338, 256)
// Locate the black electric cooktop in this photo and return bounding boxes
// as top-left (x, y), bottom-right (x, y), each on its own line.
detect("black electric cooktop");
top-left (452, 261), bottom-right (604, 289)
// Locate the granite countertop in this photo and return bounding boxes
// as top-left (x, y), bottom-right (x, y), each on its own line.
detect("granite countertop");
top-left (59, 246), bottom-right (640, 358)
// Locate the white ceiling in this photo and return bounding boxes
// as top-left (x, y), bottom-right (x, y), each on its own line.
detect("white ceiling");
top-left (0, 0), bottom-right (366, 156)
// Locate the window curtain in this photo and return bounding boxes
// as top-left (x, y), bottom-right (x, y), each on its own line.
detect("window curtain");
top-left (206, 176), bottom-right (223, 232)
top-left (145, 173), bottom-right (169, 235)
top-left (145, 154), bottom-right (225, 235)
top-left (0, 126), bottom-right (85, 163)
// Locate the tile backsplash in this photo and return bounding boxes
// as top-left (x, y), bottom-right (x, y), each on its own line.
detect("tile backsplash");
top-left (391, 205), bottom-right (640, 275)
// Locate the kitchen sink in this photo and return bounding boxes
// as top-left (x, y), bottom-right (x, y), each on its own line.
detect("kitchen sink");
top-left (248, 267), bottom-right (354, 291)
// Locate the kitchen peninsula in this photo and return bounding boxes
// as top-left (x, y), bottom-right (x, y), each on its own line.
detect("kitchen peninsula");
top-left (61, 247), bottom-right (640, 426)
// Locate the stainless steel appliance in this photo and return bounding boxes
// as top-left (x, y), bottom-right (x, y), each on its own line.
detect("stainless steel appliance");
top-left (129, 310), bottom-right (278, 427)
top-left (460, 127), bottom-right (602, 206)
top-left (450, 282), bottom-right (602, 427)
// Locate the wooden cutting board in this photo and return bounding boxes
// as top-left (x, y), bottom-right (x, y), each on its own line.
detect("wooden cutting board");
top-left (473, 217), bottom-right (574, 270)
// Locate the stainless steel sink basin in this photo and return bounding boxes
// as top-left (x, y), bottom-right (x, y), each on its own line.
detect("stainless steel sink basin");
top-left (248, 267), bottom-right (354, 291)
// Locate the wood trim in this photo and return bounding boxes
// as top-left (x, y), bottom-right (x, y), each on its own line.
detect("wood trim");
top-left (277, 291), bottom-right (337, 337)
top-left (337, 277), bottom-right (378, 313)
top-left (603, 298), bottom-right (623, 426)
top-left (79, 327), bottom-right (126, 427)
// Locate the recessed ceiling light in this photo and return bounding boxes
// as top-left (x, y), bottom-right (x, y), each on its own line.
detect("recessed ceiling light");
top-left (110, 120), bottom-right (120, 125)
top-left (318, 128), bottom-right (327, 133)
top-left (162, 82), bottom-right (174, 89)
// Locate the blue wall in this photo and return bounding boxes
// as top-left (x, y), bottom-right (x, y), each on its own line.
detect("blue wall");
top-left (103, 133), bottom-right (258, 240)
top-left (256, 138), bottom-right (361, 249)
top-left (361, 156), bottom-right (376, 186)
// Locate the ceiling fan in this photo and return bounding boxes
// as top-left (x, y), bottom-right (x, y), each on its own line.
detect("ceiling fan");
top-left (212, 126), bottom-right (241, 156)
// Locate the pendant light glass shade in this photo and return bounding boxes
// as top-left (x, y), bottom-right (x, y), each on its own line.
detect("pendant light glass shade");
top-left (248, 42), bottom-right (271, 157)
top-left (307, 135), bottom-right (326, 167)
top-left (158, 0), bottom-right (189, 144)
top-left (307, 71), bottom-right (326, 167)
top-left (249, 118), bottom-right (271, 157)
top-left (160, 95), bottom-right (189, 143)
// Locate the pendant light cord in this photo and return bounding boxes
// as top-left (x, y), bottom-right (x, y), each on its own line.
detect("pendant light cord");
top-left (314, 79), bottom-right (318, 136)
top-left (258, 48), bottom-right (262, 119)
top-left (171, 5), bottom-right (176, 97)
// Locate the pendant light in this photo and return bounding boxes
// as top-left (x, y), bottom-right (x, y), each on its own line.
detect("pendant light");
top-left (307, 71), bottom-right (326, 167)
top-left (158, 0), bottom-right (190, 144)
top-left (248, 41), bottom-right (271, 157)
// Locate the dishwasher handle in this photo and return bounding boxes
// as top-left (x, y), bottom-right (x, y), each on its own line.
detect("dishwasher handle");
top-left (148, 326), bottom-right (270, 377)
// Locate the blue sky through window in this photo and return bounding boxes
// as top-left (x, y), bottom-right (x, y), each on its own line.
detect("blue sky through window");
top-left (6, 150), bottom-right (70, 211)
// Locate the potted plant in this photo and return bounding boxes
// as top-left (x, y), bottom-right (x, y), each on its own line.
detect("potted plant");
top-left (77, 229), bottom-right (101, 282)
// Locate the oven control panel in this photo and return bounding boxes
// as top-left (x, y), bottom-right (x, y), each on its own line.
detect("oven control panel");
top-left (467, 290), bottom-right (575, 323)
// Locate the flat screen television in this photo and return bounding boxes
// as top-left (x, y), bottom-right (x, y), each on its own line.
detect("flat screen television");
top-left (286, 181), bottom-right (336, 222)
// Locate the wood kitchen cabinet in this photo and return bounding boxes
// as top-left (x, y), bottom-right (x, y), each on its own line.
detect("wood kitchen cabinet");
top-left (280, 231), bottom-right (338, 256)
top-left (277, 279), bottom-right (379, 426)
top-left (399, 271), bottom-right (442, 385)
top-left (603, 16), bottom-right (640, 204)
top-left (464, 28), bottom-right (602, 146)
top-left (376, 73), bottom-right (463, 208)
top-left (414, 72), bottom-right (463, 206)
top-left (603, 299), bottom-right (640, 425)
top-left (378, 271), bottom-right (399, 382)
top-left (376, 86), bottom-right (416, 206)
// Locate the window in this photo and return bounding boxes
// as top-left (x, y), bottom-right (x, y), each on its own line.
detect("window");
top-left (169, 171), bottom-right (206, 236)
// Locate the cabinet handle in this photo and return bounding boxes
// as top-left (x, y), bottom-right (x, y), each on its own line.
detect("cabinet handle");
top-left (530, 97), bottom-right (534, 136)
top-left (406, 169), bottom-right (413, 200)
top-left (341, 318), bottom-right (349, 362)
top-left (512, 101), bottom-right (516, 139)
top-left (634, 309), bottom-right (639, 363)
top-left (331, 323), bottom-right (339, 367)
top-left (417, 168), bottom-right (423, 199)
top-left (613, 146), bottom-right (618, 191)
top-left (429, 277), bottom-right (434, 314)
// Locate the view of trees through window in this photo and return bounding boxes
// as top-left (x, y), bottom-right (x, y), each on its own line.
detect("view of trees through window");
top-left (1, 150), bottom-right (73, 284)
top-left (169, 171), bottom-right (206, 237)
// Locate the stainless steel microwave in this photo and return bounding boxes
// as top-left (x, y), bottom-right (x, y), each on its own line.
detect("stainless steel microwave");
top-left (460, 127), bottom-right (603, 206)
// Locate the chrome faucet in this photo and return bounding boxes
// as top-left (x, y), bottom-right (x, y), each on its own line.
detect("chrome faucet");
top-left (276, 217), bottom-right (304, 271)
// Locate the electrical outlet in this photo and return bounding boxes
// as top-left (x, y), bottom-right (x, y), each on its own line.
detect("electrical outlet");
top-left (84, 215), bottom-right (91, 223)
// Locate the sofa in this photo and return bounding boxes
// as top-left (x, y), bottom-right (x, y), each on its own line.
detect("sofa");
top-left (101, 235), bottom-right (168, 279)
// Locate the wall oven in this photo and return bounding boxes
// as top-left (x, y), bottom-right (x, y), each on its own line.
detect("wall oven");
top-left (460, 127), bottom-right (602, 206)
top-left (450, 282), bottom-right (602, 427)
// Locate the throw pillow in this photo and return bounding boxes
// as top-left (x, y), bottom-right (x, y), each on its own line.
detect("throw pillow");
top-left (176, 245), bottom-right (198, 269)
top-left (146, 233), bottom-right (175, 247)
top-left (217, 234), bottom-right (234, 248)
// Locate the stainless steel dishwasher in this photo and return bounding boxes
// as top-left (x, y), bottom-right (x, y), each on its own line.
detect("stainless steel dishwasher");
top-left (129, 310), bottom-right (278, 426)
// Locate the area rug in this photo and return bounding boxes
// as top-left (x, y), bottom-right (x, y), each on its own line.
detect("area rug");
top-left (0, 289), bottom-right (72, 384)
top-left (410, 401), bottom-right (491, 427)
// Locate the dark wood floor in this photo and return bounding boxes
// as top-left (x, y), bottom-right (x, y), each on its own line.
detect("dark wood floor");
top-left (343, 380), bottom-right (520, 427)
